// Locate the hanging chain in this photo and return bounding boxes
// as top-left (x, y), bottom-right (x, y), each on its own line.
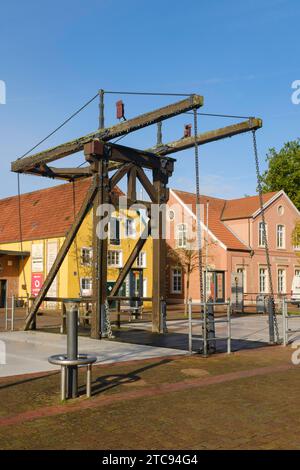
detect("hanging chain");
top-left (193, 109), bottom-right (204, 302)
top-left (104, 300), bottom-right (114, 339)
top-left (252, 130), bottom-right (280, 343)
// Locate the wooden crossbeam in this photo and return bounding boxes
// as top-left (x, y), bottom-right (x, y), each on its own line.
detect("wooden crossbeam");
top-left (24, 176), bottom-right (99, 330)
top-left (136, 167), bottom-right (157, 203)
top-left (85, 140), bottom-right (175, 171)
top-left (11, 95), bottom-right (203, 173)
top-left (150, 118), bottom-right (263, 156)
top-left (109, 163), bottom-right (133, 190)
top-left (108, 220), bottom-right (151, 299)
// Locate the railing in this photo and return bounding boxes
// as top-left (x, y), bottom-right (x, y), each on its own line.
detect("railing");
top-left (5, 295), bottom-right (15, 331)
top-left (188, 300), bottom-right (231, 355)
top-left (282, 298), bottom-right (300, 346)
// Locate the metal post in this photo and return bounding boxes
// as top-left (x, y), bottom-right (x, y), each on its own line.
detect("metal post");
top-left (67, 303), bottom-right (78, 399)
top-left (203, 303), bottom-right (208, 357)
top-left (11, 295), bottom-right (15, 332)
top-left (87, 364), bottom-right (92, 398)
top-left (61, 365), bottom-right (66, 401)
top-left (61, 303), bottom-right (67, 334)
top-left (282, 298), bottom-right (287, 347)
top-left (99, 89), bottom-right (105, 129)
top-left (188, 299), bottom-right (192, 353)
top-left (227, 301), bottom-right (231, 354)
top-left (268, 296), bottom-right (275, 344)
top-left (5, 295), bottom-right (8, 331)
top-left (116, 300), bottom-right (121, 328)
top-left (160, 298), bottom-right (168, 334)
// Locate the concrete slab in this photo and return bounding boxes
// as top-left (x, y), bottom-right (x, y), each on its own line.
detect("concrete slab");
top-left (0, 331), bottom-right (188, 378)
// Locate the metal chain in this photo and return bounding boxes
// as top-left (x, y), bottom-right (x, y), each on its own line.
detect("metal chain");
top-left (252, 131), bottom-right (280, 343)
top-left (104, 300), bottom-right (114, 339)
top-left (193, 109), bottom-right (204, 302)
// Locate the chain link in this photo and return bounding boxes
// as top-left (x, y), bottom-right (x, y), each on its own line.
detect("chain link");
top-left (252, 131), bottom-right (280, 343)
top-left (104, 300), bottom-right (114, 339)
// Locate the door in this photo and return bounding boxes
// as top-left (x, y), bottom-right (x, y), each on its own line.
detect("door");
top-left (213, 271), bottom-right (225, 303)
top-left (0, 280), bottom-right (7, 308)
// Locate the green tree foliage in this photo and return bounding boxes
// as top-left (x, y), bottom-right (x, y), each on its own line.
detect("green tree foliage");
top-left (292, 222), bottom-right (300, 260)
top-left (260, 139), bottom-right (300, 211)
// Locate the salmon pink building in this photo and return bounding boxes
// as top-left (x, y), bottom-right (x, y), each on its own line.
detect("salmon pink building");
top-left (166, 189), bottom-right (300, 304)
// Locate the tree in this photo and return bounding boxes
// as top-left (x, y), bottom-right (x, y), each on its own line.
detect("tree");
top-left (167, 236), bottom-right (216, 316)
top-left (260, 139), bottom-right (300, 211)
top-left (292, 222), bottom-right (300, 260)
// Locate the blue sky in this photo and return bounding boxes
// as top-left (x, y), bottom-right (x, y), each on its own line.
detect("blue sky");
top-left (0, 0), bottom-right (299, 199)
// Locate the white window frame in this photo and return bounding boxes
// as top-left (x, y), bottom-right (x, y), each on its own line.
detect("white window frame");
top-left (109, 217), bottom-right (121, 245)
top-left (176, 223), bottom-right (187, 248)
top-left (276, 224), bottom-right (285, 249)
top-left (80, 277), bottom-right (92, 297)
top-left (136, 252), bottom-right (146, 268)
top-left (125, 218), bottom-right (136, 238)
top-left (236, 266), bottom-right (247, 293)
top-left (295, 269), bottom-right (300, 278)
top-left (171, 267), bottom-right (182, 294)
top-left (258, 221), bottom-right (267, 247)
top-left (107, 250), bottom-right (123, 268)
top-left (143, 278), bottom-right (147, 297)
top-left (277, 268), bottom-right (286, 294)
top-left (259, 267), bottom-right (268, 293)
top-left (80, 247), bottom-right (92, 266)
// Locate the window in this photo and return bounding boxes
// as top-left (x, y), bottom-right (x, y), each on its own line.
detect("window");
top-left (259, 267), bottom-right (268, 293)
top-left (237, 267), bottom-right (247, 293)
top-left (258, 222), bottom-right (267, 247)
top-left (177, 224), bottom-right (187, 248)
top-left (277, 205), bottom-right (284, 216)
top-left (277, 225), bottom-right (285, 249)
top-left (169, 209), bottom-right (175, 221)
top-left (80, 277), bottom-right (92, 297)
top-left (277, 269), bottom-right (286, 293)
top-left (125, 218), bottom-right (136, 238)
top-left (108, 250), bottom-right (123, 267)
top-left (143, 278), bottom-right (147, 297)
top-left (136, 252), bottom-right (146, 268)
top-left (109, 217), bottom-right (120, 245)
top-left (295, 269), bottom-right (300, 278)
top-left (81, 247), bottom-right (92, 266)
top-left (171, 268), bottom-right (182, 294)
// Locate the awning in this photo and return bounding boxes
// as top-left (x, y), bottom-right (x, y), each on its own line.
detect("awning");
top-left (0, 249), bottom-right (30, 257)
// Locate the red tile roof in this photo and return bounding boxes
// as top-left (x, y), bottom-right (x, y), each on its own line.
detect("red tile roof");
top-left (172, 189), bottom-right (279, 251)
top-left (0, 178), bottom-right (123, 243)
top-left (221, 192), bottom-right (277, 220)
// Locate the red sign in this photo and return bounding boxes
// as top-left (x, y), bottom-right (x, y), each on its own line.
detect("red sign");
top-left (31, 273), bottom-right (43, 297)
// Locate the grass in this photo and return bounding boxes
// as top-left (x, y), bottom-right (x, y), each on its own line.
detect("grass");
top-left (0, 345), bottom-right (298, 449)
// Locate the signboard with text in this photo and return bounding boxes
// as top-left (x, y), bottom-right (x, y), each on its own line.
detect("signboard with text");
top-left (31, 273), bottom-right (43, 297)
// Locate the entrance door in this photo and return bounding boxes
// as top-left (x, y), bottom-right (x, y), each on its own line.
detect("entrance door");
top-left (0, 280), bottom-right (7, 308)
top-left (214, 272), bottom-right (225, 302)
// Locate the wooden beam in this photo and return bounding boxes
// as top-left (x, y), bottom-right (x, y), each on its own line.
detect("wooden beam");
top-left (136, 167), bottom-right (157, 203)
top-left (151, 169), bottom-right (168, 333)
top-left (85, 140), bottom-right (176, 171)
top-left (127, 166), bottom-right (137, 201)
top-left (11, 95), bottom-right (203, 173)
top-left (150, 118), bottom-right (263, 156)
top-left (108, 221), bottom-right (151, 299)
top-left (24, 176), bottom-right (99, 330)
top-left (91, 157), bottom-right (109, 339)
top-left (109, 163), bottom-right (133, 190)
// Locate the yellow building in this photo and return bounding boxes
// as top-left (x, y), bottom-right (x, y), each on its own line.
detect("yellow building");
top-left (0, 178), bottom-right (152, 309)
